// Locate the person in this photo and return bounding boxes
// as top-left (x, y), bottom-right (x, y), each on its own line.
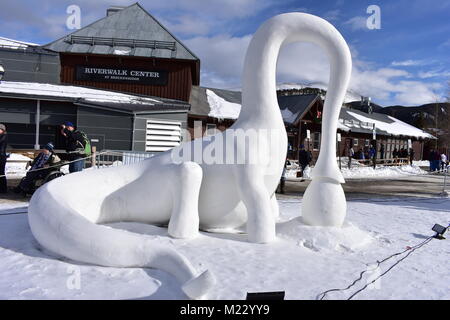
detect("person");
top-left (278, 158), bottom-right (288, 194)
top-left (298, 145), bottom-right (312, 181)
top-left (358, 148), bottom-right (365, 160)
top-left (429, 149), bottom-right (435, 171)
top-left (369, 144), bottom-right (376, 168)
top-left (348, 145), bottom-right (355, 169)
top-left (441, 153), bottom-right (448, 172)
top-left (60, 122), bottom-right (86, 173)
top-left (379, 143), bottom-right (385, 160)
top-left (392, 148), bottom-right (398, 164)
top-left (0, 124), bottom-right (7, 193)
top-left (14, 143), bottom-right (61, 194)
top-left (409, 148), bottom-right (415, 165)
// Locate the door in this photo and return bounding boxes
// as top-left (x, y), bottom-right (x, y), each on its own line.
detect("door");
top-left (88, 134), bottom-right (105, 152)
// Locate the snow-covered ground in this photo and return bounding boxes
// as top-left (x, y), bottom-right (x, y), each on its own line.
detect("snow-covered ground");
top-left (0, 197), bottom-right (448, 300)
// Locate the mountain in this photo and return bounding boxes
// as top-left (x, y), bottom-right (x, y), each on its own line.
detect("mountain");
top-left (378, 103), bottom-right (450, 130)
top-left (276, 82), bottom-right (362, 103)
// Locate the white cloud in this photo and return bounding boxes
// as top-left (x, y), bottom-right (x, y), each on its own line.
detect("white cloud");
top-left (391, 59), bottom-right (429, 67)
top-left (185, 34), bottom-right (252, 88)
top-left (158, 15), bottom-right (211, 36)
top-left (418, 70), bottom-right (450, 79)
top-left (322, 9), bottom-right (341, 22)
top-left (343, 16), bottom-right (367, 31)
top-left (188, 32), bottom-right (443, 106)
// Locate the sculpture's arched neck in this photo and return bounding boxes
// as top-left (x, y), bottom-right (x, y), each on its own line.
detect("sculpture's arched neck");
top-left (236, 25), bottom-right (284, 130)
top-left (236, 13), bottom-right (352, 183)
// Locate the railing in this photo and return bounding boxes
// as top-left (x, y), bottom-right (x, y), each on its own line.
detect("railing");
top-left (64, 35), bottom-right (176, 51)
top-left (93, 150), bottom-right (155, 168)
top-left (355, 157), bottom-right (411, 166)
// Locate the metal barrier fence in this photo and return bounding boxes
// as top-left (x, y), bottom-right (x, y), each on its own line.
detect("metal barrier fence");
top-left (94, 150), bottom-right (155, 168)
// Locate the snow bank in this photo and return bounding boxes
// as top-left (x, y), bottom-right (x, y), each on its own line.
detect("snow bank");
top-left (5, 153), bottom-right (32, 179)
top-left (287, 163), bottom-right (426, 180)
top-left (206, 89), bottom-right (241, 120)
top-left (413, 160), bottom-right (430, 167)
top-left (340, 164), bottom-right (426, 179)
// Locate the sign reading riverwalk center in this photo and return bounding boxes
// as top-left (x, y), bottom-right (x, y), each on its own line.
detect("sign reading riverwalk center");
top-left (75, 66), bottom-right (168, 85)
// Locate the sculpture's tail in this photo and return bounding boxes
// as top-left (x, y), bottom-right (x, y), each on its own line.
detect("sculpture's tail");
top-left (28, 182), bottom-right (215, 299)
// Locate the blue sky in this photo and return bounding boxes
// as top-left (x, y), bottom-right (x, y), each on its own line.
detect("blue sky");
top-left (1, 0), bottom-right (449, 106)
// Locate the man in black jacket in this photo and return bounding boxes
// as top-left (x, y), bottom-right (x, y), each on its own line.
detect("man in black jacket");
top-left (298, 145), bottom-right (312, 181)
top-left (0, 124), bottom-right (8, 193)
top-left (60, 122), bottom-right (85, 173)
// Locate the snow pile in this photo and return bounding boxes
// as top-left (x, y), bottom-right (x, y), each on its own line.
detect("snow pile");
top-left (346, 111), bottom-right (434, 139)
top-left (206, 89), bottom-right (241, 120)
top-left (0, 81), bottom-right (162, 105)
top-left (287, 162), bottom-right (424, 180)
top-left (8, 153), bottom-right (33, 161)
top-left (340, 165), bottom-right (426, 179)
top-left (413, 160), bottom-right (430, 167)
top-left (5, 153), bottom-right (32, 179)
top-left (277, 219), bottom-right (372, 252)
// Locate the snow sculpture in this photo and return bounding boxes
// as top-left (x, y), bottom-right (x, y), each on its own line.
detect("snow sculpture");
top-left (28, 12), bottom-right (351, 299)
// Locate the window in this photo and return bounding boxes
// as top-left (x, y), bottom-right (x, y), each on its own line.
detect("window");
top-left (205, 123), bottom-right (217, 136)
top-left (145, 119), bottom-right (182, 152)
top-left (313, 132), bottom-right (321, 150)
top-left (365, 139), bottom-right (370, 147)
top-left (353, 139), bottom-right (358, 146)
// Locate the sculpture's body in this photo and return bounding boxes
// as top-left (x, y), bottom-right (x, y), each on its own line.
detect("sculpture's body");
top-left (28, 13), bottom-right (351, 299)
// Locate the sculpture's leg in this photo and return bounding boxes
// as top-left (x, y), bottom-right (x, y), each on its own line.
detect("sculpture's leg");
top-left (168, 162), bottom-right (203, 239)
top-left (270, 193), bottom-right (280, 221)
top-left (301, 177), bottom-right (347, 227)
top-left (234, 165), bottom-right (275, 243)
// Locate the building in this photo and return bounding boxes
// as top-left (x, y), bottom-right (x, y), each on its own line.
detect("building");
top-left (188, 87), bottom-right (435, 161)
top-left (43, 3), bottom-right (199, 102)
top-left (188, 86), bottom-right (241, 137)
top-left (0, 81), bottom-right (189, 152)
top-left (0, 37), bottom-right (60, 83)
top-left (0, 3), bottom-right (199, 153)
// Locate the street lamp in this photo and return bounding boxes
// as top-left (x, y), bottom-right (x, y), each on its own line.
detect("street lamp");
top-left (0, 64), bottom-right (4, 81)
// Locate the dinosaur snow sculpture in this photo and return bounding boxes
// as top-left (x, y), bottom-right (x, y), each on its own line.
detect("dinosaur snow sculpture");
top-left (28, 12), bottom-right (351, 299)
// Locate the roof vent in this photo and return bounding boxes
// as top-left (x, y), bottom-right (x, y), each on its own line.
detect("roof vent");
top-left (107, 6), bottom-right (125, 16)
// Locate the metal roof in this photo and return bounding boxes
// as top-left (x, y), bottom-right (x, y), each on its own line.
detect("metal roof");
top-left (43, 3), bottom-right (199, 61)
top-left (339, 107), bottom-right (434, 139)
top-left (277, 94), bottom-right (319, 124)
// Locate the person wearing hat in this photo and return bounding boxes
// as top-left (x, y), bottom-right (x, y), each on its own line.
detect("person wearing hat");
top-left (60, 121), bottom-right (86, 173)
top-left (0, 124), bottom-right (7, 193)
top-left (14, 142), bottom-right (61, 194)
